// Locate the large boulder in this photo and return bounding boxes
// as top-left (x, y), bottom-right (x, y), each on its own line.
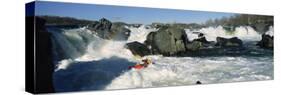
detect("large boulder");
top-left (215, 37), bottom-right (243, 48)
top-left (87, 18), bottom-right (131, 40)
top-left (144, 26), bottom-right (188, 56)
top-left (88, 18), bottom-right (112, 39)
top-left (125, 41), bottom-right (151, 57)
top-left (145, 32), bottom-right (159, 54)
top-left (257, 34), bottom-right (273, 49)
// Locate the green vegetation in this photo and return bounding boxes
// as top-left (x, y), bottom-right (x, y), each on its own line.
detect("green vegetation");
top-left (204, 14), bottom-right (273, 27)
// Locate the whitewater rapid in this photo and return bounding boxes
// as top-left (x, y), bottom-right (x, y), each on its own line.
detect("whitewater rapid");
top-left (185, 26), bottom-right (274, 42)
top-left (49, 25), bottom-right (273, 92)
top-left (105, 56), bottom-right (273, 89)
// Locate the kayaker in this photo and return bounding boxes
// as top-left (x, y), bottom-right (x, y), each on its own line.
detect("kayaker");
top-left (129, 58), bottom-right (153, 69)
top-left (142, 58), bottom-right (153, 67)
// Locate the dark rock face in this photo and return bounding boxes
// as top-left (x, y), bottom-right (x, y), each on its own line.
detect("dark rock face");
top-left (190, 33), bottom-right (212, 49)
top-left (193, 37), bottom-right (214, 48)
top-left (194, 37), bottom-right (210, 44)
top-left (215, 37), bottom-right (243, 48)
top-left (144, 32), bottom-right (159, 54)
top-left (125, 41), bottom-right (151, 57)
top-left (257, 34), bottom-right (273, 49)
top-left (145, 26), bottom-right (188, 56)
top-left (95, 18), bottom-right (112, 31)
top-left (88, 18), bottom-right (131, 40)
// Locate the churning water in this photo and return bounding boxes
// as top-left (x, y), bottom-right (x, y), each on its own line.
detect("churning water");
top-left (48, 25), bottom-right (273, 92)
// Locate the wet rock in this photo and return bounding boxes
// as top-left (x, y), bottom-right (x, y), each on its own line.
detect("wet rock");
top-left (194, 37), bottom-right (210, 44)
top-left (257, 34), bottom-right (273, 49)
top-left (196, 81), bottom-right (202, 84)
top-left (125, 41), bottom-right (151, 57)
top-left (87, 18), bottom-right (131, 40)
top-left (144, 26), bottom-right (188, 56)
top-left (144, 32), bottom-right (160, 54)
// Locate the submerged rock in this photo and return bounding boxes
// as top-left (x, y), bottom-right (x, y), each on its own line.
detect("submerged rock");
top-left (125, 41), bottom-right (151, 57)
top-left (196, 81), bottom-right (202, 84)
top-left (215, 37), bottom-right (243, 48)
top-left (87, 18), bottom-right (131, 40)
top-left (257, 34), bottom-right (273, 49)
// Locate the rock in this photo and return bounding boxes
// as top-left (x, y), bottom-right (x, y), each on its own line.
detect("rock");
top-left (196, 81), bottom-right (202, 84)
top-left (191, 33), bottom-right (213, 48)
top-left (193, 37), bottom-right (212, 48)
top-left (198, 33), bottom-right (204, 37)
top-left (215, 37), bottom-right (243, 48)
top-left (88, 18), bottom-right (112, 39)
top-left (125, 41), bottom-right (151, 57)
top-left (96, 18), bottom-right (112, 31)
top-left (193, 33), bottom-right (210, 44)
top-left (144, 26), bottom-right (188, 56)
top-left (87, 18), bottom-right (131, 40)
top-left (186, 41), bottom-right (202, 51)
top-left (145, 32), bottom-right (159, 54)
top-left (257, 34), bottom-right (273, 49)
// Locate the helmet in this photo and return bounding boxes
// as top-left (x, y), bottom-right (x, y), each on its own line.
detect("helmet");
top-left (143, 58), bottom-right (152, 64)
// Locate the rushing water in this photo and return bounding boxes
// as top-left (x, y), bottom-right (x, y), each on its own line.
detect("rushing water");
top-left (48, 25), bottom-right (273, 92)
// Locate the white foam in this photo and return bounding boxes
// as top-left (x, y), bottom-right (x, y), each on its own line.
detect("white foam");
top-left (105, 56), bottom-right (273, 89)
top-left (50, 26), bottom-right (273, 91)
top-left (185, 26), bottom-right (269, 42)
top-left (68, 25), bottom-right (159, 62)
top-left (56, 59), bottom-right (73, 71)
top-left (127, 25), bottom-right (158, 43)
top-left (76, 40), bottom-right (134, 61)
